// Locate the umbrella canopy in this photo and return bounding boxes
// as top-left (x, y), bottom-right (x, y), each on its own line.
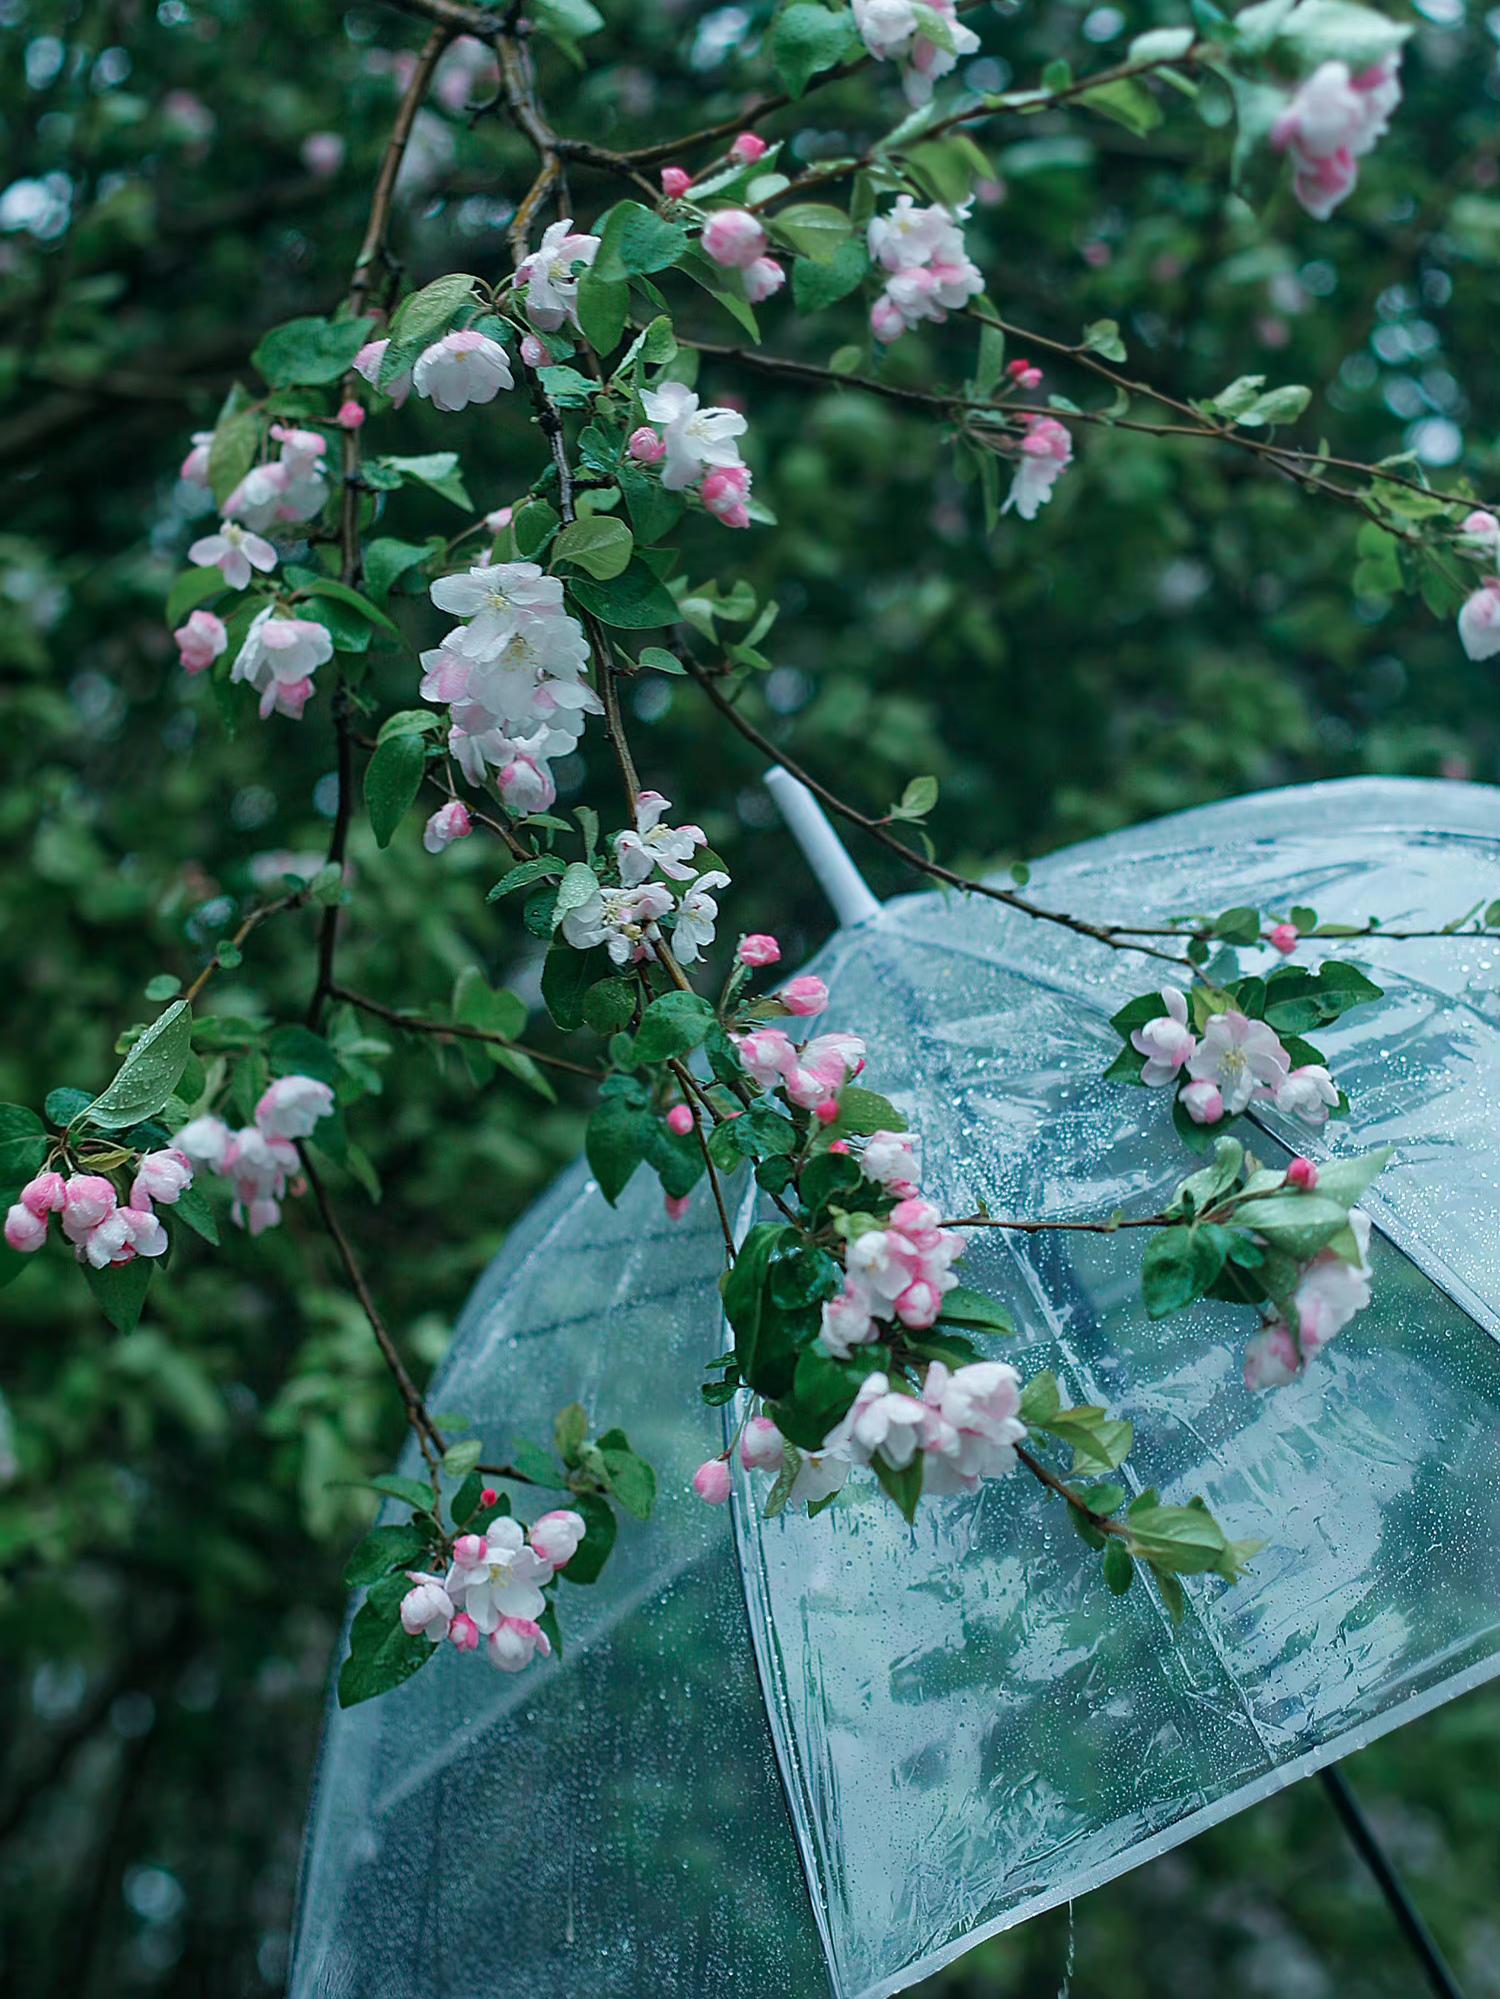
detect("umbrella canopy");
top-left (290, 776), bottom-right (1500, 1999)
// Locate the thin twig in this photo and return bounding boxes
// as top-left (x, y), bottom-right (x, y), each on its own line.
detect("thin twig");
top-left (328, 981), bottom-right (605, 1077)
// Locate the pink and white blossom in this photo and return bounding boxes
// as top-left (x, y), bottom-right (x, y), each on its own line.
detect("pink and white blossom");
top-left (861, 1129), bottom-right (919, 1193)
top-left (231, 612), bottom-right (334, 721)
top-left (1275, 1063), bottom-right (1339, 1125)
top-left (423, 800), bottom-right (474, 853)
top-left (515, 218), bottom-right (601, 331)
top-left (1180, 1079), bottom-right (1224, 1125)
top-left (1271, 56), bottom-right (1403, 219)
top-left (130, 1149), bottom-right (193, 1208)
top-left (1131, 986), bottom-right (1197, 1086)
top-left (743, 255), bottom-right (786, 304)
top-left (175, 608), bottom-right (228, 675)
top-left (824, 1372), bottom-right (926, 1469)
top-left (400, 1574), bottom-right (454, 1642)
top-left (1458, 582), bottom-right (1500, 661)
top-left (779, 975), bottom-right (828, 1018)
top-left (701, 208), bottom-right (768, 270)
top-left (639, 380), bottom-right (748, 493)
top-left (353, 337), bottom-right (412, 407)
top-left (700, 462), bottom-right (752, 529)
top-left (739, 1417), bottom-right (785, 1473)
top-left (614, 791), bottom-right (707, 886)
top-left (867, 197), bottom-right (984, 339)
top-left (561, 881), bottom-right (674, 965)
top-left (412, 330), bottom-right (514, 411)
top-left (443, 1516), bottom-right (550, 1631)
top-left (693, 1457), bottom-right (732, 1504)
top-left (174, 1115), bottom-right (234, 1172)
top-left (188, 520), bottom-right (277, 591)
top-left (1186, 1011), bottom-right (1290, 1116)
top-left (528, 1509), bottom-right (587, 1569)
top-left (1003, 415), bottom-right (1073, 522)
top-left (921, 1360), bottom-right (1025, 1493)
top-left (673, 870), bottom-right (731, 964)
top-left (487, 1615), bottom-right (552, 1673)
top-left (4, 1204), bottom-right (48, 1253)
top-left (852, 0), bottom-right (980, 106)
top-left (255, 1074), bottom-right (335, 1141)
top-left (738, 933), bottom-right (781, 967)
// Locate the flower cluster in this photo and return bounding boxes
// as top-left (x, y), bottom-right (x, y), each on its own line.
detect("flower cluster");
top-left (867, 197), bottom-right (984, 343)
top-left (1004, 415), bottom-right (1073, 522)
top-left (5, 1153), bottom-right (190, 1267)
top-left (562, 791), bottom-right (729, 965)
top-left (852, 0), bottom-right (980, 106)
top-left (175, 1073), bottom-right (335, 1234)
top-left (183, 421), bottom-right (330, 536)
top-left (1457, 510), bottom-right (1500, 661)
top-left (733, 1023), bottom-right (866, 1118)
top-left (399, 1509), bottom-right (586, 1673)
top-left (821, 1190), bottom-right (968, 1353)
top-left (1131, 988), bottom-right (1338, 1128)
top-left (421, 560), bottom-right (599, 815)
top-left (229, 609), bottom-right (335, 722)
top-left (631, 381), bottom-right (754, 529)
top-left (1243, 1209), bottom-right (1373, 1388)
top-left (1271, 54), bottom-right (1402, 220)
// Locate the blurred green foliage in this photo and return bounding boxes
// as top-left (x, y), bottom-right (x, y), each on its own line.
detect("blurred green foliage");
top-left (1, 0), bottom-right (1498, 1991)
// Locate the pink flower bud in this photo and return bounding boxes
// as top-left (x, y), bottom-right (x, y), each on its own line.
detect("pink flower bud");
top-left (700, 463), bottom-right (751, 529)
top-left (627, 426), bottom-right (666, 465)
top-left (1180, 1080), bottom-right (1224, 1126)
top-left (660, 165), bottom-right (692, 199)
top-left (731, 132), bottom-right (769, 164)
top-left (693, 1457), bottom-right (732, 1504)
top-left (21, 1171), bottom-right (67, 1217)
top-left (871, 294), bottom-right (906, 344)
top-left (743, 255), bottom-right (786, 305)
top-left (739, 1417), bottom-right (784, 1473)
top-left (174, 608), bottom-right (228, 677)
top-left (738, 933), bottom-right (781, 967)
top-left (423, 801), bottom-right (473, 854)
top-left (814, 1098), bottom-right (840, 1125)
top-left (1269, 922), bottom-right (1299, 955)
top-left (336, 400), bottom-right (365, 430)
top-left (448, 1612), bottom-right (480, 1652)
top-left (701, 208), bottom-right (768, 270)
top-left (452, 1533), bottom-right (487, 1568)
top-left (664, 1193), bottom-right (690, 1221)
top-left (518, 332), bottom-right (546, 368)
top-left (479, 1487), bottom-right (499, 1507)
top-left (529, 1508), bottom-right (587, 1568)
top-left (666, 1104), bottom-right (695, 1136)
top-left (828, 1139), bottom-right (850, 1154)
top-left (1287, 1156), bottom-right (1319, 1190)
top-left (5, 1203), bottom-right (47, 1253)
top-left (62, 1174), bottom-right (117, 1234)
top-left (779, 975), bottom-right (828, 1018)
top-left (485, 506), bottom-right (514, 532)
top-left (1007, 358), bottom-right (1043, 390)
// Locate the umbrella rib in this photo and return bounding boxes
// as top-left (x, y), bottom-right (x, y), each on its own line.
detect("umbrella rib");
top-left (1318, 1764), bottom-right (1466, 1999)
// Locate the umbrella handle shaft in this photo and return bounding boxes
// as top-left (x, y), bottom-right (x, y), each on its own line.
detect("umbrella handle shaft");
top-left (1318, 1765), bottom-right (1465, 1999)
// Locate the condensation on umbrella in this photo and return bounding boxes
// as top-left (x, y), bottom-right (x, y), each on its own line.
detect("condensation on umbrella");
top-left (291, 775), bottom-right (1498, 1999)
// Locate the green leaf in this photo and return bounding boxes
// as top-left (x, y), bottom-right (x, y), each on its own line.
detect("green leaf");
top-left (554, 1402), bottom-right (588, 1464)
top-left (1078, 77), bottom-right (1164, 136)
top-left (171, 1180), bottom-right (220, 1245)
top-left (487, 855), bottom-right (566, 902)
top-left (582, 980), bottom-right (637, 1034)
top-left (558, 1491), bottom-right (616, 1584)
top-left (1128, 25), bottom-right (1196, 59)
top-left (442, 1438), bottom-right (483, 1477)
top-left (87, 1003), bottom-right (193, 1131)
top-left (363, 536), bottom-right (432, 601)
top-left (575, 269), bottom-right (630, 354)
top-left (593, 201), bottom-right (691, 283)
top-left (165, 566), bottom-right (226, 627)
top-left (770, 202), bottom-right (852, 263)
top-left (541, 940), bottom-right (601, 1031)
top-left (890, 773), bottom-right (938, 821)
top-left (207, 409), bottom-right (261, 507)
top-left (0, 1104), bottom-right (48, 1187)
top-left (791, 238), bottom-right (871, 313)
top-left (367, 1473), bottom-right (439, 1514)
top-left (553, 516), bottom-right (635, 580)
top-left (586, 1094), bottom-right (651, 1204)
top-left (380, 451), bottom-right (472, 510)
top-left (552, 861), bottom-right (602, 928)
top-left (342, 1522), bottom-right (433, 1587)
top-left (1019, 1369), bottom-right (1061, 1425)
top-left (1274, 0), bottom-right (1411, 71)
top-left (1081, 318), bottom-right (1127, 363)
top-left (294, 575), bottom-right (397, 636)
top-left (84, 1256), bottom-right (156, 1334)
top-left (337, 1574), bottom-right (434, 1707)
top-left (827, 1086), bottom-right (906, 1137)
top-left (389, 272), bottom-right (481, 343)
top-left (633, 990), bottom-right (715, 1065)
top-left (251, 314), bottom-right (375, 388)
top-left (531, 0), bottom-right (606, 39)
top-left (873, 1450), bottom-right (924, 1524)
top-left (1141, 1224), bottom-right (1231, 1319)
top-left (364, 732), bottom-right (427, 848)
top-left (596, 1429), bottom-right (657, 1520)
top-left (568, 561), bottom-right (681, 629)
top-left (767, 2), bottom-right (856, 97)
top-left (935, 1285), bottom-right (1015, 1336)
top-left (1103, 1537), bottom-right (1135, 1595)
top-left (1124, 1500), bottom-right (1230, 1575)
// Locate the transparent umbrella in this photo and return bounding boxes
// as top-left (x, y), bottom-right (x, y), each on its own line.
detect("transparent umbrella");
top-left (290, 775), bottom-right (1500, 1999)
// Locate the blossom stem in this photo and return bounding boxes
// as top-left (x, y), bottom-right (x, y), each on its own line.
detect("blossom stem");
top-left (1015, 1441), bottom-right (1123, 1534)
top-left (300, 1149), bottom-right (446, 1472)
top-left (326, 983), bottom-right (606, 1078)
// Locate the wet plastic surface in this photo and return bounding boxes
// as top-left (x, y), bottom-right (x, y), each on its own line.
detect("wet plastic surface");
top-left (292, 778), bottom-right (1500, 1999)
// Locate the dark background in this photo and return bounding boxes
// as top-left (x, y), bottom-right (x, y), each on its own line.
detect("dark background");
top-left (2, 0), bottom-right (1497, 1992)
